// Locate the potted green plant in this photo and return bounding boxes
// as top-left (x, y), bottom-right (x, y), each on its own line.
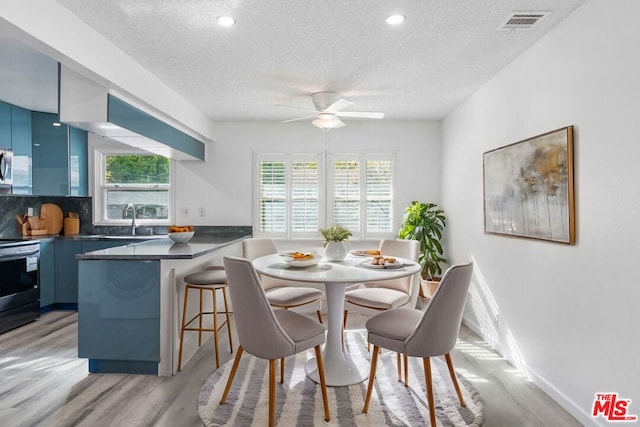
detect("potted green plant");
top-left (397, 201), bottom-right (446, 297)
top-left (319, 225), bottom-right (352, 261)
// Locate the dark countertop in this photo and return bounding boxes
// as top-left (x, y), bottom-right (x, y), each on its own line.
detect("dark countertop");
top-left (75, 234), bottom-right (249, 260)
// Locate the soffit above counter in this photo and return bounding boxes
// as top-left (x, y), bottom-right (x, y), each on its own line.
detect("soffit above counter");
top-left (60, 65), bottom-right (205, 161)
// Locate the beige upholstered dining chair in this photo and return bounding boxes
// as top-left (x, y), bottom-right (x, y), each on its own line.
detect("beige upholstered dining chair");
top-left (362, 262), bottom-right (474, 426)
top-left (220, 256), bottom-right (330, 426)
top-left (343, 239), bottom-right (420, 329)
top-left (243, 238), bottom-right (324, 323)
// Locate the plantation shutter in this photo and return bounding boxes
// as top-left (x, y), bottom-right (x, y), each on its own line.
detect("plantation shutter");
top-left (291, 160), bottom-right (319, 233)
top-left (258, 159), bottom-right (286, 233)
top-left (332, 160), bottom-right (361, 233)
top-left (366, 159), bottom-right (393, 233)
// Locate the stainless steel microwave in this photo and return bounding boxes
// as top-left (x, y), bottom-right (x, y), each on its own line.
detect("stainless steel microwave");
top-left (0, 148), bottom-right (12, 193)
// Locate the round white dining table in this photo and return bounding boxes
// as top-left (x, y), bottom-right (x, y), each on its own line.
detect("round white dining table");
top-left (252, 253), bottom-right (421, 386)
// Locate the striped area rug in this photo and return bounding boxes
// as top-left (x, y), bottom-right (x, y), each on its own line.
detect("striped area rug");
top-left (197, 330), bottom-right (484, 426)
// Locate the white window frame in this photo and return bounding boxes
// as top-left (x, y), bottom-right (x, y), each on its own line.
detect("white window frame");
top-left (328, 153), bottom-right (396, 240)
top-left (92, 148), bottom-right (175, 226)
top-left (253, 152), bottom-right (325, 239)
top-left (254, 151), bottom-right (396, 240)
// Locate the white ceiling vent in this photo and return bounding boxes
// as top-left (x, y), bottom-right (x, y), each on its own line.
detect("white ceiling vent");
top-left (498, 12), bottom-right (550, 31)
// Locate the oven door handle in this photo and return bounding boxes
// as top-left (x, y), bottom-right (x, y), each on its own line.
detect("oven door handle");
top-left (0, 152), bottom-right (6, 180)
top-left (0, 250), bottom-right (39, 262)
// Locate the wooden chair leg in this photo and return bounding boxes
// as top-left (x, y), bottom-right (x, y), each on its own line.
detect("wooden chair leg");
top-left (362, 345), bottom-right (380, 413)
top-left (177, 285), bottom-right (190, 371)
top-left (396, 353), bottom-right (402, 382)
top-left (269, 359), bottom-right (276, 427)
top-left (280, 358), bottom-right (285, 384)
top-left (445, 353), bottom-right (466, 407)
top-left (404, 354), bottom-right (409, 387)
top-left (342, 310), bottom-right (348, 350)
top-left (314, 345), bottom-right (331, 422)
top-left (316, 310), bottom-right (323, 324)
top-left (212, 288), bottom-right (220, 368)
top-left (222, 287), bottom-right (233, 353)
top-left (198, 288), bottom-right (204, 346)
top-left (220, 346), bottom-right (244, 404)
top-left (423, 357), bottom-right (436, 427)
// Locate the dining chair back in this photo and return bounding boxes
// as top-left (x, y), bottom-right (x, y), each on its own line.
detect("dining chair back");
top-left (242, 238), bottom-right (324, 323)
top-left (362, 262), bottom-right (474, 426)
top-left (220, 256), bottom-right (330, 426)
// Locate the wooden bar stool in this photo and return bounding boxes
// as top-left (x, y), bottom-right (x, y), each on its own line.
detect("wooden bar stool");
top-left (178, 266), bottom-right (233, 370)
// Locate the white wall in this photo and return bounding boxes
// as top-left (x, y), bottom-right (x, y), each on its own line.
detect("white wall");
top-left (173, 120), bottom-right (441, 234)
top-left (442, 1), bottom-right (640, 425)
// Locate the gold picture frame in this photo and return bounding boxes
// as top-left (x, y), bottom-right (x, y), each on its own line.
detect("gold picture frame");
top-left (483, 126), bottom-right (575, 244)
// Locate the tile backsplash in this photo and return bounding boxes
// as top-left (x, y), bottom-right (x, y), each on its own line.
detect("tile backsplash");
top-left (0, 195), bottom-right (92, 238)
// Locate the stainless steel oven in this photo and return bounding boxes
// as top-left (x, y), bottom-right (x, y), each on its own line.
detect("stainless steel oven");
top-left (0, 148), bottom-right (12, 194)
top-left (0, 240), bottom-right (40, 334)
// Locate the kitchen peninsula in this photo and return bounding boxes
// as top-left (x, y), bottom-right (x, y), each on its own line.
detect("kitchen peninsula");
top-left (76, 234), bottom-right (247, 376)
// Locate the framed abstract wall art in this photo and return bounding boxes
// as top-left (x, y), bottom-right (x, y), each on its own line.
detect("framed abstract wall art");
top-left (483, 126), bottom-right (575, 244)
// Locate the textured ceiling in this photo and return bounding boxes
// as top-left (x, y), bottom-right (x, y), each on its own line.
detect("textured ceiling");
top-left (5, 1), bottom-right (585, 122)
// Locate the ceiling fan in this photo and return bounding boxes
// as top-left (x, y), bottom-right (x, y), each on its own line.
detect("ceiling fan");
top-left (277, 92), bottom-right (384, 130)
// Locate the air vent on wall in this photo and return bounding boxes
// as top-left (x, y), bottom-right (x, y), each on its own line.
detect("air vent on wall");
top-left (498, 12), bottom-right (550, 31)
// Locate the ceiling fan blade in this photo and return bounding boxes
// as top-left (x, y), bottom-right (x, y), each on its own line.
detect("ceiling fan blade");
top-left (324, 98), bottom-right (354, 113)
top-left (281, 114), bottom-right (319, 123)
top-left (274, 104), bottom-right (319, 113)
top-left (335, 111), bottom-right (385, 119)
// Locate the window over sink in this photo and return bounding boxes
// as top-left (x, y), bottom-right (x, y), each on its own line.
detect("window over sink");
top-left (94, 148), bottom-right (173, 225)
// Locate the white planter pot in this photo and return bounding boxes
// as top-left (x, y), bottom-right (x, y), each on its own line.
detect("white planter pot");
top-left (324, 241), bottom-right (347, 261)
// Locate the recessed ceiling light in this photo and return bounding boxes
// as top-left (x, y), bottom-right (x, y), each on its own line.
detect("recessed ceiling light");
top-left (52, 122), bottom-right (61, 127)
top-left (385, 14), bottom-right (405, 25)
top-left (216, 15), bottom-right (236, 27)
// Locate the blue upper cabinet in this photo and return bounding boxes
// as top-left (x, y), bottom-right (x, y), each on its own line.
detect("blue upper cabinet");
top-left (10, 105), bottom-right (33, 194)
top-left (30, 111), bottom-right (89, 196)
top-left (0, 101), bottom-right (11, 149)
top-left (69, 126), bottom-right (88, 196)
top-left (31, 111), bottom-right (69, 196)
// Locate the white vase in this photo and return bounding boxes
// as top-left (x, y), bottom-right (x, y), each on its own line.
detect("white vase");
top-left (324, 241), bottom-right (347, 261)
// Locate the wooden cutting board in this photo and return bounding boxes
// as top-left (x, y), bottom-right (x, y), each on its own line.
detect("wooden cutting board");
top-left (40, 203), bottom-right (64, 235)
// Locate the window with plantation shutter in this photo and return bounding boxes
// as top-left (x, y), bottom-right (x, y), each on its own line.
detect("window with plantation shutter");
top-left (255, 152), bottom-right (394, 239)
top-left (328, 154), bottom-right (395, 238)
top-left (256, 154), bottom-right (322, 238)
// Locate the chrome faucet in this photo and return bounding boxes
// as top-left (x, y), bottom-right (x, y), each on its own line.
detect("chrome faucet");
top-left (126, 203), bottom-right (136, 235)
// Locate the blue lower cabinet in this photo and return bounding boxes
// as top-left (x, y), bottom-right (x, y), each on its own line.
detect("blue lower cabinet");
top-left (54, 240), bottom-right (81, 304)
top-left (39, 239), bottom-right (56, 308)
top-left (77, 260), bottom-right (160, 375)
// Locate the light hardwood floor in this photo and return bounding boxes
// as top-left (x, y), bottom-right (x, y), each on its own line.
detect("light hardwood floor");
top-left (0, 310), bottom-right (580, 427)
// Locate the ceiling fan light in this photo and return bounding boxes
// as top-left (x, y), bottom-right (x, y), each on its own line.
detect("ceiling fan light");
top-left (318, 112), bottom-right (334, 120)
top-left (216, 15), bottom-right (236, 27)
top-left (313, 117), bottom-right (341, 130)
top-left (385, 14), bottom-right (405, 25)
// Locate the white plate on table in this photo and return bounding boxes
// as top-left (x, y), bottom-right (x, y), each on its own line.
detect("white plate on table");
top-left (359, 259), bottom-right (404, 269)
top-left (281, 253), bottom-right (319, 267)
top-left (350, 249), bottom-right (380, 257)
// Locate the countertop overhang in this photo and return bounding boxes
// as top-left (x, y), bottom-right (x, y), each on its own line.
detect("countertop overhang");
top-left (76, 235), bottom-right (248, 260)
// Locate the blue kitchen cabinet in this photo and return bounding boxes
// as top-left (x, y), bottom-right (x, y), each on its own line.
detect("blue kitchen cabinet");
top-left (10, 105), bottom-right (33, 194)
top-left (0, 101), bottom-right (10, 148)
top-left (54, 239), bottom-right (81, 304)
top-left (78, 259), bottom-right (160, 374)
top-left (31, 111), bottom-right (68, 196)
top-left (69, 126), bottom-right (88, 196)
top-left (39, 238), bottom-right (56, 308)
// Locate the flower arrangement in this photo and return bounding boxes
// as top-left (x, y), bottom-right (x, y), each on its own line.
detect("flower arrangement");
top-left (319, 225), bottom-right (352, 246)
